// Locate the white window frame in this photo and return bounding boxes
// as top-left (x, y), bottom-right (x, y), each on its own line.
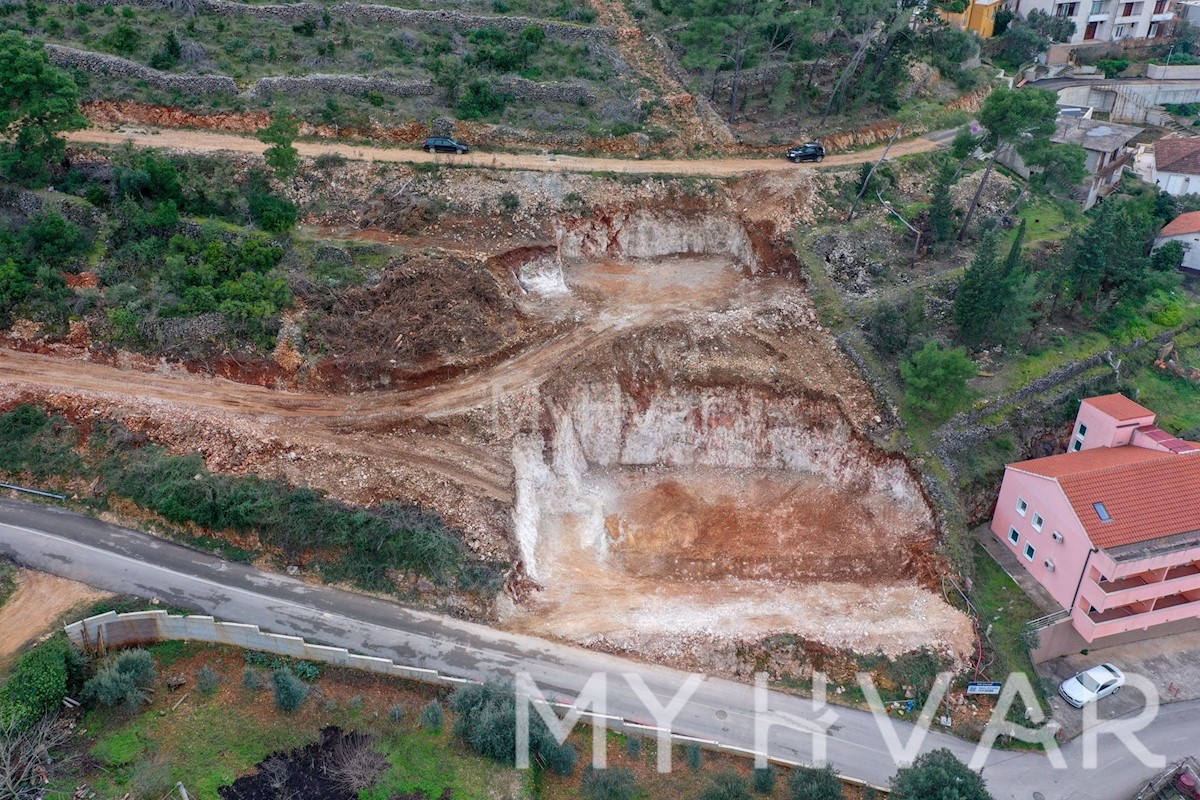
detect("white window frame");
top-left (1032, 513), bottom-right (1045, 532)
top-left (1009, 527), bottom-right (1020, 545)
top-left (1072, 439), bottom-right (1083, 452)
top-left (1078, 423), bottom-right (1088, 438)
top-left (1017, 497), bottom-right (1028, 517)
top-left (1024, 543), bottom-right (1036, 561)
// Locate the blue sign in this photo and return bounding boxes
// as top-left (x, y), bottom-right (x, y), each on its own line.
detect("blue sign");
top-left (967, 682), bottom-right (1003, 695)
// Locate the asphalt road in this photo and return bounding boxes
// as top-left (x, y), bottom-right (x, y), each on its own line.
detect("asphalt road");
top-left (0, 497), bottom-right (1192, 797)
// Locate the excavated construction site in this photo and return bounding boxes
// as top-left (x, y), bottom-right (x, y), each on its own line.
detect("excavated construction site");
top-left (0, 158), bottom-right (974, 672)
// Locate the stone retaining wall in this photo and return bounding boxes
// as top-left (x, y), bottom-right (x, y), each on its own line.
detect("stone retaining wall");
top-left (245, 74), bottom-right (435, 101)
top-left (47, 43), bottom-right (239, 95)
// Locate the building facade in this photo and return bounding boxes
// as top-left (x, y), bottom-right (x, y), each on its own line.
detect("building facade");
top-left (1155, 209), bottom-right (1200, 272)
top-left (941, 0), bottom-right (1003, 37)
top-left (990, 394), bottom-right (1200, 647)
top-left (1007, 0), bottom-right (1174, 45)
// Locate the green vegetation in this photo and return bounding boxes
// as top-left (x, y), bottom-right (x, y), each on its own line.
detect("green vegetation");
top-left (901, 341), bottom-right (977, 420)
top-left (82, 649), bottom-right (157, 713)
top-left (448, 679), bottom-right (577, 774)
top-left (0, 635), bottom-right (82, 729)
top-left (700, 771), bottom-right (751, 800)
top-left (581, 765), bottom-right (638, 800)
top-left (0, 30), bottom-right (88, 186)
top-left (272, 667), bottom-right (309, 712)
top-left (969, 543), bottom-right (1045, 709)
top-left (0, 559), bottom-right (15, 611)
top-left (0, 404), bottom-right (495, 594)
top-left (890, 748), bottom-right (992, 800)
top-left (421, 698), bottom-right (444, 731)
top-left (788, 764), bottom-right (845, 800)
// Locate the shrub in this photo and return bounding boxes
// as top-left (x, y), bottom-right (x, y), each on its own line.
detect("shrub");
top-left (389, 703), bottom-right (406, 723)
top-left (499, 192), bottom-right (520, 214)
top-left (626, 736), bottom-right (642, 757)
top-left (249, 191), bottom-right (298, 233)
top-left (0, 637), bottom-right (76, 729)
top-left (864, 301), bottom-right (910, 356)
top-left (789, 765), bottom-right (845, 800)
top-left (272, 668), bottom-right (308, 713)
top-left (242, 667), bottom-right (263, 691)
top-left (580, 765), bottom-right (636, 800)
top-left (197, 665), bottom-right (221, 695)
top-left (82, 649), bottom-right (157, 713)
top-left (686, 742), bottom-right (703, 770)
top-left (449, 680), bottom-right (576, 774)
top-left (348, 695), bottom-right (364, 709)
top-left (753, 766), bottom-right (777, 794)
top-left (315, 152), bottom-right (347, 171)
top-left (101, 21), bottom-right (142, 56)
top-left (702, 771), bottom-right (751, 800)
top-left (457, 80), bottom-right (509, 120)
top-left (890, 749), bottom-right (991, 800)
top-left (421, 699), bottom-right (444, 731)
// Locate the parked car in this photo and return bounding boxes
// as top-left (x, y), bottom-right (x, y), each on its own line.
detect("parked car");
top-left (423, 136), bottom-right (470, 154)
top-left (1058, 663), bottom-right (1125, 708)
top-left (786, 142), bottom-right (825, 163)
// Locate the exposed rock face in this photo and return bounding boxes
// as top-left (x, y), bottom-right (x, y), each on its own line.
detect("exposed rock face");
top-left (557, 210), bottom-right (758, 270)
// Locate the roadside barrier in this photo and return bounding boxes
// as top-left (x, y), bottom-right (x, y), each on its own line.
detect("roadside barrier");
top-left (65, 609), bottom-right (889, 792)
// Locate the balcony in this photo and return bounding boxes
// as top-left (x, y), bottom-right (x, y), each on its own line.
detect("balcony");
top-left (1074, 594), bottom-right (1200, 640)
top-left (1087, 562), bottom-right (1200, 611)
top-left (1152, 11), bottom-right (1174, 19)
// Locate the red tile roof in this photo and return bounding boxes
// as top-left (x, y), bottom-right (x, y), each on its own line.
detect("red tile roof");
top-left (1160, 210), bottom-right (1200, 238)
top-left (1081, 393), bottom-right (1155, 421)
top-left (1009, 446), bottom-right (1200, 550)
top-left (1155, 138), bottom-right (1200, 177)
top-left (1136, 425), bottom-right (1199, 454)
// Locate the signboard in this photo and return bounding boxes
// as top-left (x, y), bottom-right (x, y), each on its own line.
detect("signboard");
top-left (967, 682), bottom-right (1003, 695)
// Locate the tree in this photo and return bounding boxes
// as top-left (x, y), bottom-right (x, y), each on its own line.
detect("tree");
top-left (864, 300), bottom-right (910, 355)
top-left (581, 765), bottom-right (637, 800)
top-left (0, 31), bottom-right (88, 186)
top-left (954, 230), bottom-right (1004, 346)
top-left (890, 748), bottom-right (993, 800)
top-left (929, 163), bottom-right (956, 244)
top-left (901, 341), bottom-right (976, 419)
top-left (272, 668), bottom-right (308, 713)
top-left (1023, 140), bottom-right (1087, 196)
top-left (256, 110), bottom-right (301, 181)
top-left (958, 88), bottom-right (1059, 240)
top-left (702, 771), bottom-right (752, 800)
top-left (789, 764), bottom-right (846, 800)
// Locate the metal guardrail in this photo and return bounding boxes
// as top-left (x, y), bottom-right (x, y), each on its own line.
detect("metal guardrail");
top-left (0, 482), bottom-right (67, 501)
top-left (1023, 609), bottom-right (1072, 634)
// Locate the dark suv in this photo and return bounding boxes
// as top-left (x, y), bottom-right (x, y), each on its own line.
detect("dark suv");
top-left (786, 142), bottom-right (825, 163)
top-left (423, 136), bottom-right (470, 154)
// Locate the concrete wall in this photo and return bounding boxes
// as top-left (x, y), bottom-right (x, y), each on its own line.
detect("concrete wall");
top-left (1146, 63), bottom-right (1200, 79)
top-left (1031, 612), bottom-right (1200, 662)
top-left (64, 610), bottom-right (456, 685)
top-left (61, 609), bottom-right (889, 792)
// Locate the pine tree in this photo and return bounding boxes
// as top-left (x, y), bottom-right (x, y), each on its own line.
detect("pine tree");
top-left (954, 230), bottom-right (1003, 346)
top-left (928, 164), bottom-right (956, 245)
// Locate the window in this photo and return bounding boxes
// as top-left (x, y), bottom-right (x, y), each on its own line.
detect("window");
top-left (1017, 497), bottom-right (1028, 516)
top-left (1078, 423), bottom-right (1088, 437)
top-left (1091, 0), bottom-right (1104, 12)
top-left (1073, 439), bottom-right (1083, 452)
top-left (1033, 513), bottom-right (1045, 531)
top-left (1024, 543), bottom-right (1037, 561)
top-left (1120, 2), bottom-right (1135, 15)
top-left (1155, 0), bottom-right (1167, 12)
top-left (1009, 527), bottom-right (1021, 545)
top-left (1094, 502), bottom-right (1113, 522)
top-left (1057, 2), bottom-right (1079, 14)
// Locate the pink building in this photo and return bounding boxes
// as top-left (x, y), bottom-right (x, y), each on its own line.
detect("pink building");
top-left (990, 394), bottom-right (1200, 649)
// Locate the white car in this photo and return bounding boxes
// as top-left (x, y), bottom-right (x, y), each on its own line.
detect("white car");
top-left (1059, 663), bottom-right (1125, 708)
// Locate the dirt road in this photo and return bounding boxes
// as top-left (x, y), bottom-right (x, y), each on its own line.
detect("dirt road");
top-left (0, 569), bottom-right (110, 661)
top-left (67, 126), bottom-right (950, 176)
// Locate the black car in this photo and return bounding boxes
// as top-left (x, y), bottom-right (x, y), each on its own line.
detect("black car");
top-left (423, 136), bottom-right (470, 154)
top-left (786, 142), bottom-right (825, 163)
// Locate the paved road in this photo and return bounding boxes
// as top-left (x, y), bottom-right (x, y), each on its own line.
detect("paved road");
top-left (66, 126), bottom-right (953, 177)
top-left (0, 498), bottom-right (1190, 797)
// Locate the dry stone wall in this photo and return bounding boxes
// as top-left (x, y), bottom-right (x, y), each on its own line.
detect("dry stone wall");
top-left (245, 74), bottom-right (435, 101)
top-left (47, 43), bottom-right (239, 95)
